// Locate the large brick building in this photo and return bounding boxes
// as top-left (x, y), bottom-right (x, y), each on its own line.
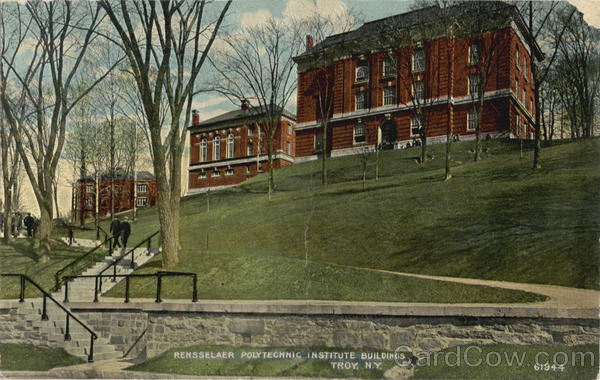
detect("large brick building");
top-left (187, 101), bottom-right (295, 193)
top-left (293, 2), bottom-right (543, 161)
top-left (74, 171), bottom-right (158, 222)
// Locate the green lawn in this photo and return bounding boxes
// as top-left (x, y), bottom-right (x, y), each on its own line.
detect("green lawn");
top-left (0, 239), bottom-right (92, 298)
top-left (412, 344), bottom-right (599, 380)
top-left (62, 139), bottom-right (598, 301)
top-left (0, 343), bottom-right (84, 370)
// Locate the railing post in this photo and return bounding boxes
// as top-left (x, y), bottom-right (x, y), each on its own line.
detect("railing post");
top-left (109, 239), bottom-right (113, 256)
top-left (88, 335), bottom-right (94, 363)
top-left (124, 276), bottom-right (130, 303)
top-left (64, 281), bottom-right (69, 303)
top-left (41, 296), bottom-right (48, 320)
top-left (64, 314), bottom-right (71, 341)
top-left (94, 276), bottom-right (99, 303)
top-left (99, 274), bottom-right (103, 293)
top-left (54, 273), bottom-right (60, 292)
top-left (147, 236), bottom-right (151, 256)
top-left (19, 276), bottom-right (25, 303)
top-left (96, 226), bottom-right (99, 240)
top-left (155, 273), bottom-right (162, 303)
top-left (192, 275), bottom-right (198, 302)
top-left (112, 264), bottom-right (117, 282)
top-left (131, 249), bottom-right (135, 269)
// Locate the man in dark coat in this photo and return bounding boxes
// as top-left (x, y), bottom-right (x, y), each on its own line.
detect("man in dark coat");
top-left (23, 213), bottom-right (34, 237)
top-left (110, 219), bottom-right (121, 248)
top-left (120, 217), bottom-right (131, 249)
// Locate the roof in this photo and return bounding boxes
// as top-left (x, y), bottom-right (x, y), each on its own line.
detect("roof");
top-left (78, 170), bottom-right (155, 182)
top-left (295, 1), bottom-right (543, 62)
top-left (188, 105), bottom-right (296, 133)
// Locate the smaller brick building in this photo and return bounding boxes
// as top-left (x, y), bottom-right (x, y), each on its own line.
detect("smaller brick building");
top-left (187, 101), bottom-right (296, 193)
top-left (74, 171), bottom-right (158, 222)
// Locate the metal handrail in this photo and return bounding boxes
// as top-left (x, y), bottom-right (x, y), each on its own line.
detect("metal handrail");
top-left (97, 230), bottom-right (160, 283)
top-left (63, 271), bottom-right (198, 304)
top-left (55, 235), bottom-right (115, 291)
top-left (0, 273), bottom-right (98, 363)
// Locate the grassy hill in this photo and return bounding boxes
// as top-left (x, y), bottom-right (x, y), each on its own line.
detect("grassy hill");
top-left (66, 138), bottom-right (598, 300)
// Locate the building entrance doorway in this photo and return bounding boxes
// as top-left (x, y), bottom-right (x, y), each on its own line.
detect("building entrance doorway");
top-left (380, 120), bottom-right (397, 150)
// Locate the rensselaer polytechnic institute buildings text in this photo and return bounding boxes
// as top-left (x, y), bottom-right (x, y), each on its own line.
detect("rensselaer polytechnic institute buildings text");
top-left (187, 2), bottom-right (542, 192)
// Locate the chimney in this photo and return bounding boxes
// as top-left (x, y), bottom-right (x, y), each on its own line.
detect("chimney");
top-left (192, 109), bottom-right (199, 126)
top-left (241, 98), bottom-right (250, 111)
top-left (306, 35), bottom-right (313, 54)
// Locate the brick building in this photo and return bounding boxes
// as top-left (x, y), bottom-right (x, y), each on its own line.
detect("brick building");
top-left (293, 2), bottom-right (543, 161)
top-left (74, 171), bottom-right (158, 222)
top-left (187, 100), bottom-right (296, 193)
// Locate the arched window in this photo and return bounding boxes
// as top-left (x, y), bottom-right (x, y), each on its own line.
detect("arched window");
top-left (515, 45), bottom-right (520, 69)
top-left (247, 141), bottom-right (254, 156)
top-left (412, 47), bottom-right (425, 72)
top-left (200, 137), bottom-right (207, 162)
top-left (227, 133), bottom-right (235, 158)
top-left (383, 55), bottom-right (396, 77)
top-left (469, 43), bottom-right (479, 65)
top-left (213, 135), bottom-right (221, 160)
top-left (354, 122), bottom-right (366, 143)
top-left (356, 59), bottom-right (368, 82)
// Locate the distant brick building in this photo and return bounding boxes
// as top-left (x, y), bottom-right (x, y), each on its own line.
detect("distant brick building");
top-left (74, 171), bottom-right (158, 222)
top-left (187, 100), bottom-right (296, 193)
top-left (293, 2), bottom-right (543, 161)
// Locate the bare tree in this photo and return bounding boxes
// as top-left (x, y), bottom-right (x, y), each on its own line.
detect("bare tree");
top-left (211, 16), bottom-right (301, 200)
top-left (97, 0), bottom-right (232, 268)
top-left (0, 1), bottom-right (117, 261)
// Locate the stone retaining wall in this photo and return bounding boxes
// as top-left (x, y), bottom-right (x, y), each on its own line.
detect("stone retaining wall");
top-left (72, 309), bottom-right (599, 360)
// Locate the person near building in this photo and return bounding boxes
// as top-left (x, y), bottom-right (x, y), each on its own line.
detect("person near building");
top-left (23, 213), bottom-right (34, 237)
top-left (110, 219), bottom-right (121, 248)
top-left (120, 217), bottom-right (131, 250)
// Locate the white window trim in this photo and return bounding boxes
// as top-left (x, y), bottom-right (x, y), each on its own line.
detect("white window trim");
top-left (225, 168), bottom-right (234, 176)
top-left (353, 122), bottom-right (367, 145)
top-left (136, 197), bottom-right (148, 207)
top-left (355, 91), bottom-right (366, 111)
top-left (412, 48), bottom-right (425, 73)
top-left (467, 108), bottom-right (478, 131)
top-left (410, 115), bottom-right (421, 137)
top-left (213, 170), bottom-right (221, 177)
top-left (383, 86), bottom-right (395, 106)
top-left (227, 133), bottom-right (235, 159)
top-left (213, 136), bottom-right (221, 160)
top-left (469, 43), bottom-right (480, 66)
top-left (136, 183), bottom-right (148, 194)
top-left (412, 80), bottom-right (424, 101)
top-left (383, 55), bottom-right (396, 78)
top-left (469, 74), bottom-right (479, 96)
top-left (355, 63), bottom-right (368, 83)
top-left (200, 138), bottom-right (208, 162)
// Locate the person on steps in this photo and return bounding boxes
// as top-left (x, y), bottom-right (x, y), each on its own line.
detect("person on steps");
top-left (110, 218), bottom-right (121, 248)
top-left (120, 217), bottom-right (131, 250)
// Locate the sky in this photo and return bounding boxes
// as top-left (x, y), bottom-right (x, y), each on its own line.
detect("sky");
top-left (6, 0), bottom-right (599, 218)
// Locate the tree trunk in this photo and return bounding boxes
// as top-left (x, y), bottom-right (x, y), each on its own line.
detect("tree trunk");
top-left (420, 120), bottom-right (427, 164)
top-left (38, 200), bottom-right (53, 263)
top-left (2, 186), bottom-right (13, 243)
top-left (322, 122), bottom-right (328, 187)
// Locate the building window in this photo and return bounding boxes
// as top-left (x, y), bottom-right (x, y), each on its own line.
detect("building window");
top-left (383, 55), bottom-right (396, 77)
top-left (213, 170), bottom-right (221, 177)
top-left (227, 133), bottom-right (235, 158)
top-left (259, 141), bottom-right (264, 153)
top-left (516, 116), bottom-right (521, 137)
top-left (469, 74), bottom-right (479, 96)
top-left (248, 124), bottom-right (256, 136)
top-left (383, 86), bottom-right (396, 105)
top-left (412, 80), bottom-right (424, 101)
top-left (315, 131), bottom-right (324, 152)
top-left (469, 43), bottom-right (479, 65)
top-left (467, 107), bottom-right (478, 131)
top-left (287, 124), bottom-right (292, 135)
top-left (411, 115), bottom-right (422, 136)
top-left (523, 58), bottom-right (527, 79)
top-left (287, 140), bottom-right (292, 155)
top-left (354, 122), bottom-right (366, 143)
top-left (355, 91), bottom-right (366, 110)
top-left (522, 89), bottom-right (526, 105)
top-left (136, 197), bottom-right (148, 207)
top-left (213, 135), bottom-right (221, 160)
top-left (516, 45), bottom-right (520, 69)
top-left (515, 79), bottom-right (519, 99)
top-left (200, 137), bottom-right (208, 162)
top-left (247, 141), bottom-right (254, 156)
top-left (356, 60), bottom-right (368, 82)
top-left (246, 166), bottom-right (250, 175)
top-left (258, 164), bottom-right (263, 172)
top-left (85, 185), bottom-right (94, 194)
top-left (225, 168), bottom-right (234, 176)
top-left (136, 183), bottom-right (148, 193)
top-left (530, 97), bottom-right (534, 113)
top-left (85, 198), bottom-right (93, 208)
top-left (198, 172), bottom-right (206, 179)
top-left (412, 47), bottom-right (425, 73)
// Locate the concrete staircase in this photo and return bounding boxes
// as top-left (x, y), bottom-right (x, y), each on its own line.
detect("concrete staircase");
top-left (16, 298), bottom-right (121, 361)
top-left (52, 246), bottom-right (161, 302)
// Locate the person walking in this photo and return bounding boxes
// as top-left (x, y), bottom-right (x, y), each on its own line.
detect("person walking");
top-left (23, 213), bottom-right (34, 237)
top-left (68, 227), bottom-right (74, 245)
top-left (120, 217), bottom-right (131, 250)
top-left (110, 218), bottom-right (121, 248)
